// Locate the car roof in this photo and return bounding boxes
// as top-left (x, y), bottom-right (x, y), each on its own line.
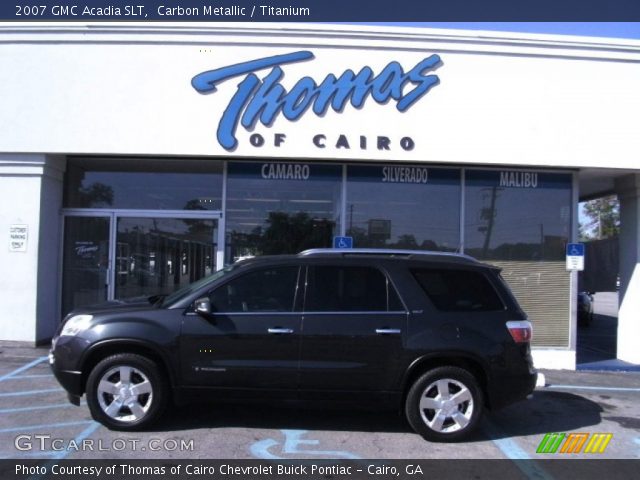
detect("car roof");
top-left (235, 248), bottom-right (485, 268)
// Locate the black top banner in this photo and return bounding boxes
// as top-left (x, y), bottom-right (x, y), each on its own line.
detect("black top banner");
top-left (5, 0), bottom-right (640, 22)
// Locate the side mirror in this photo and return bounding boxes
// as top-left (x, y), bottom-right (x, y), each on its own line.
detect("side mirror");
top-left (194, 297), bottom-right (212, 316)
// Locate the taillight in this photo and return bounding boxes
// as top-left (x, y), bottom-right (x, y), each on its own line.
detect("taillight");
top-left (506, 320), bottom-right (532, 343)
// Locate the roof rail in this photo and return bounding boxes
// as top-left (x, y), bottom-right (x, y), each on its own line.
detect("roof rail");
top-left (298, 248), bottom-right (477, 261)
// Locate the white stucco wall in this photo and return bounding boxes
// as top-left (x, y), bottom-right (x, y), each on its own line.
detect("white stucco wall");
top-left (616, 174), bottom-right (640, 364)
top-left (532, 349), bottom-right (576, 371)
top-left (0, 24), bottom-right (638, 168)
top-left (36, 158), bottom-right (65, 342)
top-left (0, 155), bottom-right (64, 343)
top-left (0, 156), bottom-right (44, 341)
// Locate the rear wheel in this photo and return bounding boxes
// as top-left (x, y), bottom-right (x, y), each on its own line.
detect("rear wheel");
top-left (405, 366), bottom-right (483, 442)
top-left (86, 353), bottom-right (168, 430)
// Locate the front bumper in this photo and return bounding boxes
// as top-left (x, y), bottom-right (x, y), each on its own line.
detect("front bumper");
top-left (50, 358), bottom-right (83, 397)
top-left (49, 335), bottom-right (89, 400)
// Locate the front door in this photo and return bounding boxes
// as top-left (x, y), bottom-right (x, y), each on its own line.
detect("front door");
top-left (179, 265), bottom-right (303, 391)
top-left (61, 216), bottom-right (111, 316)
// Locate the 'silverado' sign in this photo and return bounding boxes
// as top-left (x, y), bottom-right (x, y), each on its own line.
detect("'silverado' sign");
top-left (191, 51), bottom-right (442, 150)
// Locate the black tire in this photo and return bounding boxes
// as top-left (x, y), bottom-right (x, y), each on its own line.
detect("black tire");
top-left (405, 366), bottom-right (483, 442)
top-left (86, 353), bottom-right (168, 431)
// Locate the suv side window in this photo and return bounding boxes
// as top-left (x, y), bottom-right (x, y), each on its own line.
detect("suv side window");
top-left (305, 265), bottom-right (403, 312)
top-left (209, 266), bottom-right (299, 312)
top-left (412, 268), bottom-right (504, 312)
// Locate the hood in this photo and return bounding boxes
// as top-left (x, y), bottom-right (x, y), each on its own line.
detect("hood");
top-left (64, 295), bottom-right (161, 318)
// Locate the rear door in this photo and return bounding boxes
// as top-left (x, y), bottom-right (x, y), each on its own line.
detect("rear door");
top-left (180, 265), bottom-right (303, 390)
top-left (298, 263), bottom-right (407, 397)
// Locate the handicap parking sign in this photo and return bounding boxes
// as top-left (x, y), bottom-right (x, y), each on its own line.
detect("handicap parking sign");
top-left (566, 243), bottom-right (585, 257)
top-left (566, 243), bottom-right (585, 271)
top-left (333, 236), bottom-right (353, 249)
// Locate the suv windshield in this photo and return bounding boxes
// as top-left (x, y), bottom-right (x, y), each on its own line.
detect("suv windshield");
top-left (160, 264), bottom-right (237, 308)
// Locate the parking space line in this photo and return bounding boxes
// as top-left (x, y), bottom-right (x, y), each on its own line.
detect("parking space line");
top-left (51, 421), bottom-right (101, 460)
top-left (0, 451), bottom-right (58, 460)
top-left (483, 421), bottom-right (554, 480)
top-left (0, 421), bottom-right (92, 434)
top-left (0, 403), bottom-right (80, 414)
top-left (23, 422), bottom-right (102, 480)
top-left (8, 374), bottom-right (53, 380)
top-left (0, 450), bottom-right (60, 459)
top-left (547, 385), bottom-right (640, 392)
top-left (0, 388), bottom-right (62, 397)
top-left (0, 357), bottom-right (48, 382)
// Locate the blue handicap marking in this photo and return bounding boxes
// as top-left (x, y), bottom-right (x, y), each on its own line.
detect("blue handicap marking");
top-left (566, 243), bottom-right (584, 257)
top-left (333, 236), bottom-right (353, 249)
top-left (250, 429), bottom-right (360, 459)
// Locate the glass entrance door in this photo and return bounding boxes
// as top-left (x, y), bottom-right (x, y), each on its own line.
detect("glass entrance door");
top-left (61, 216), bottom-right (111, 316)
top-left (62, 212), bottom-right (220, 316)
top-left (115, 216), bottom-right (217, 300)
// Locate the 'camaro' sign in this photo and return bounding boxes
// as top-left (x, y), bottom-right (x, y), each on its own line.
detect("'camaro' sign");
top-left (191, 51), bottom-right (441, 150)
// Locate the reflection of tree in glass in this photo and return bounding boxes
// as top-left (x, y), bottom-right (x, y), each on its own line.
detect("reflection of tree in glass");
top-left (79, 183), bottom-right (114, 207)
top-left (347, 228), bottom-right (445, 251)
top-left (395, 234), bottom-right (418, 249)
top-left (478, 186), bottom-right (500, 258)
top-left (183, 199), bottom-right (210, 238)
top-left (261, 212), bottom-right (333, 254)
top-left (229, 229), bottom-right (263, 259)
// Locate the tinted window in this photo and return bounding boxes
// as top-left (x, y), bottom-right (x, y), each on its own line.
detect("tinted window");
top-left (209, 267), bottom-right (299, 313)
top-left (412, 269), bottom-right (504, 312)
top-left (306, 266), bottom-right (402, 312)
top-left (346, 165), bottom-right (461, 252)
top-left (226, 162), bottom-right (342, 261)
top-left (65, 157), bottom-right (223, 210)
top-left (464, 170), bottom-right (571, 261)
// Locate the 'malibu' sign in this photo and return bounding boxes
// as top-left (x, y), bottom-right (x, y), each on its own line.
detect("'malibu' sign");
top-left (191, 51), bottom-right (442, 151)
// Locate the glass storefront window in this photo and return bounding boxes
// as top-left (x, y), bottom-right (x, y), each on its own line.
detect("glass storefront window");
top-left (464, 170), bottom-right (572, 261)
top-left (225, 161), bottom-right (342, 260)
top-left (115, 217), bottom-right (216, 300)
top-left (464, 169), bottom-right (573, 348)
top-left (346, 165), bottom-right (461, 251)
top-left (60, 156), bottom-right (576, 349)
top-left (65, 157), bottom-right (223, 210)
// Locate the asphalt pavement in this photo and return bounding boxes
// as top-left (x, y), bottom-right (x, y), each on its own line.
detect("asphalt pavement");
top-left (0, 341), bottom-right (639, 463)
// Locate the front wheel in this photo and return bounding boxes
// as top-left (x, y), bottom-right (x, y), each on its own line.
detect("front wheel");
top-left (86, 353), bottom-right (168, 430)
top-left (405, 366), bottom-right (483, 442)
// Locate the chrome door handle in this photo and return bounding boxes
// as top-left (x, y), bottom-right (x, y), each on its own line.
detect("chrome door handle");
top-left (376, 328), bottom-right (401, 335)
top-left (268, 328), bottom-right (294, 334)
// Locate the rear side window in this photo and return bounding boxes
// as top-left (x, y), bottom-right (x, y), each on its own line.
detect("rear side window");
top-left (412, 269), bottom-right (504, 312)
top-left (305, 266), bottom-right (403, 312)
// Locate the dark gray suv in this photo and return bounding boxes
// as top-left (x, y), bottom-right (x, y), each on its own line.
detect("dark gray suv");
top-left (50, 248), bottom-right (537, 442)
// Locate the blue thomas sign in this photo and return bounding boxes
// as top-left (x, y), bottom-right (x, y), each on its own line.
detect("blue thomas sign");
top-left (192, 51), bottom-right (442, 150)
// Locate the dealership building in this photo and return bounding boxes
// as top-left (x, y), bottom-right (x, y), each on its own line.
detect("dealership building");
top-left (1, 23), bottom-right (639, 369)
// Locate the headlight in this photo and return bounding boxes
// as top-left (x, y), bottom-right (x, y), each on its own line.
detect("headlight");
top-left (60, 315), bottom-right (93, 337)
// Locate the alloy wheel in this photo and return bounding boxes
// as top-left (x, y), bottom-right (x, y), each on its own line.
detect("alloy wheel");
top-left (96, 365), bottom-right (154, 423)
